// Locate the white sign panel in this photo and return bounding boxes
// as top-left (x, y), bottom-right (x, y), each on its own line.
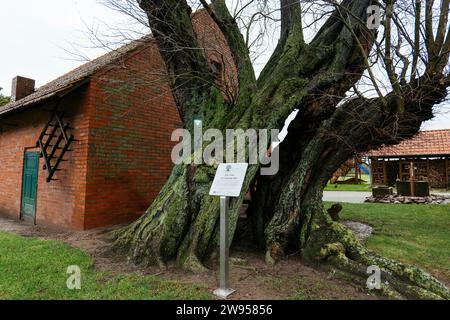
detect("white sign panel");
top-left (209, 163), bottom-right (249, 197)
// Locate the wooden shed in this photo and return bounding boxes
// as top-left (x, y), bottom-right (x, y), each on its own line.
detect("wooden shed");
top-left (368, 130), bottom-right (450, 189)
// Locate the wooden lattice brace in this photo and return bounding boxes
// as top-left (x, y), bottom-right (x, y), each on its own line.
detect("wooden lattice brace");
top-left (36, 107), bottom-right (75, 182)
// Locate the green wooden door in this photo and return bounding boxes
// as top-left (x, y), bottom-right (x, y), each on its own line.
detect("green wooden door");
top-left (21, 152), bottom-right (39, 220)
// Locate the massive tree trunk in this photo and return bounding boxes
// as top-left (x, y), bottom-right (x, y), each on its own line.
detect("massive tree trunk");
top-left (114, 0), bottom-right (450, 298)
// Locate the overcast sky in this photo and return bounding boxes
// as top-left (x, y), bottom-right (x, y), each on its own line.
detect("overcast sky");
top-left (0, 0), bottom-right (448, 130)
top-left (0, 0), bottom-right (121, 93)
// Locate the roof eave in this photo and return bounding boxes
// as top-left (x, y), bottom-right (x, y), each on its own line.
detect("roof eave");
top-left (369, 154), bottom-right (450, 158)
top-left (0, 78), bottom-right (90, 119)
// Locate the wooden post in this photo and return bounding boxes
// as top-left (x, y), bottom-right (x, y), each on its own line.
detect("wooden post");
top-left (445, 158), bottom-right (448, 189)
top-left (410, 161), bottom-right (416, 196)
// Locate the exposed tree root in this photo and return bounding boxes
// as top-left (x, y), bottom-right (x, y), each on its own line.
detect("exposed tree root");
top-left (302, 214), bottom-right (450, 300)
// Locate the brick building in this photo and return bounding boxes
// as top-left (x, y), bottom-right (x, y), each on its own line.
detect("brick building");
top-left (0, 10), bottom-right (236, 230)
top-left (368, 129), bottom-right (450, 189)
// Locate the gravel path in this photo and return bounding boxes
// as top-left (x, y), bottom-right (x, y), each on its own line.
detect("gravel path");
top-left (323, 191), bottom-right (372, 203)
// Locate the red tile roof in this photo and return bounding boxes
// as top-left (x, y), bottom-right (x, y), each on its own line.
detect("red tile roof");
top-left (368, 129), bottom-right (450, 157)
top-left (0, 37), bottom-right (152, 118)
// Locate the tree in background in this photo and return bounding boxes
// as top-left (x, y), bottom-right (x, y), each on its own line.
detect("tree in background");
top-left (0, 87), bottom-right (10, 107)
top-left (108, 0), bottom-right (450, 299)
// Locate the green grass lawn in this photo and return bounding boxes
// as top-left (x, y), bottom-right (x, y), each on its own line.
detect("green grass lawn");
top-left (325, 202), bottom-right (450, 281)
top-left (324, 183), bottom-right (372, 192)
top-left (1, 202), bottom-right (449, 299)
top-left (325, 173), bottom-right (372, 192)
top-left (0, 231), bottom-right (211, 300)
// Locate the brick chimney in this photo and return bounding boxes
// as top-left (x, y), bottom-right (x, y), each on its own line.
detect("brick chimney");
top-left (11, 76), bottom-right (35, 102)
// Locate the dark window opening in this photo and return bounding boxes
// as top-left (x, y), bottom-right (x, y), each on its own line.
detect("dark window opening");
top-left (210, 61), bottom-right (223, 81)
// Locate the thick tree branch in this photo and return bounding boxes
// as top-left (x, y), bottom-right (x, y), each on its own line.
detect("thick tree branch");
top-left (411, 0), bottom-right (422, 80)
top-left (137, 0), bottom-right (212, 124)
top-left (394, 27), bottom-right (410, 85)
top-left (435, 0), bottom-right (450, 49)
top-left (382, 0), bottom-right (404, 111)
top-left (257, 0), bottom-right (305, 86)
top-left (200, 0), bottom-right (257, 92)
top-left (425, 0), bottom-right (437, 58)
top-left (280, 0), bottom-right (303, 43)
top-left (383, 1), bottom-right (402, 95)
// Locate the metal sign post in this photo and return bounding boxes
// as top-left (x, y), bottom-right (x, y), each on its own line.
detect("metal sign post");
top-left (209, 163), bottom-right (248, 299)
top-left (213, 196), bottom-right (234, 298)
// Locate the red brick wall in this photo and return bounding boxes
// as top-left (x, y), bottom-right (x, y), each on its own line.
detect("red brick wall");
top-left (83, 43), bottom-right (182, 229)
top-left (0, 89), bottom-right (90, 229)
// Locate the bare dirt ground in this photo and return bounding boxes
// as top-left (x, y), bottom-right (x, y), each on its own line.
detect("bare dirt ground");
top-left (0, 216), bottom-right (377, 300)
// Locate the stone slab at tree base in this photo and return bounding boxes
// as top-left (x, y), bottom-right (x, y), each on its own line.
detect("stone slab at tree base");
top-left (365, 194), bottom-right (450, 205)
top-left (341, 221), bottom-right (373, 243)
